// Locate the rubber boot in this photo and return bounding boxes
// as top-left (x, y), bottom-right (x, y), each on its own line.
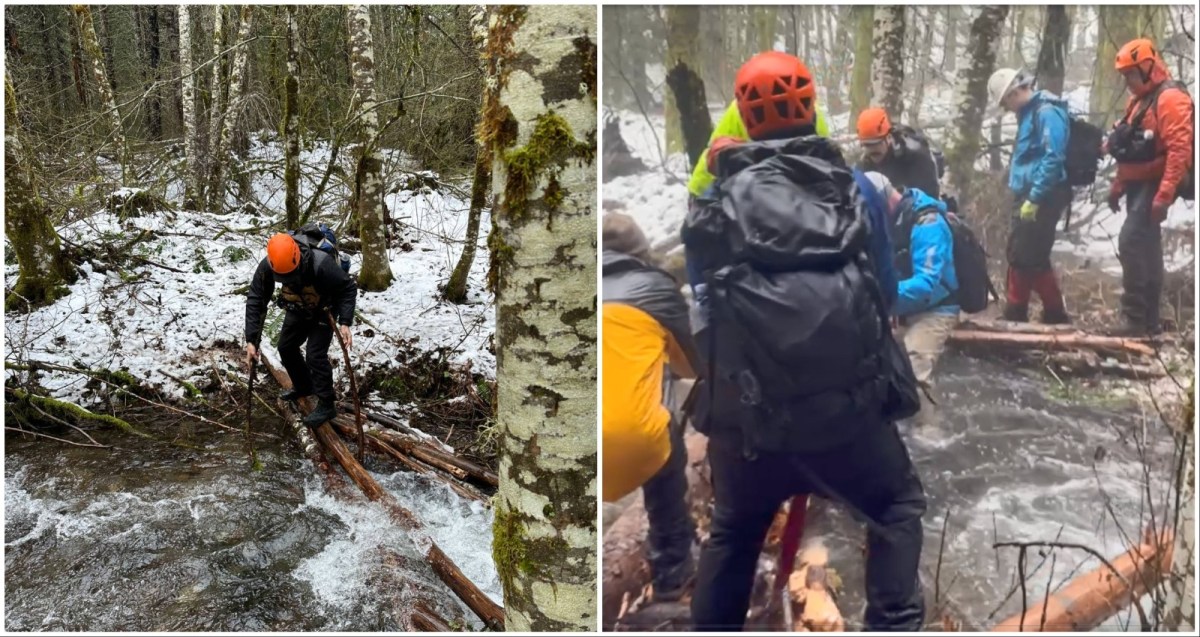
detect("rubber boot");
top-left (1040, 307), bottom-right (1071, 325)
top-left (302, 398), bottom-right (337, 427)
top-left (1002, 304), bottom-right (1029, 322)
top-left (1004, 268), bottom-right (1031, 322)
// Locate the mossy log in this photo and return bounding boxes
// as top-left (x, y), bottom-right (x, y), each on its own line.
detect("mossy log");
top-left (5, 387), bottom-right (150, 438)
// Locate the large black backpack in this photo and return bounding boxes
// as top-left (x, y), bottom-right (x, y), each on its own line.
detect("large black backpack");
top-left (1035, 102), bottom-right (1104, 187)
top-left (682, 137), bottom-right (896, 452)
top-left (291, 223), bottom-right (351, 273)
top-left (893, 203), bottom-right (998, 314)
top-left (1109, 80), bottom-right (1195, 201)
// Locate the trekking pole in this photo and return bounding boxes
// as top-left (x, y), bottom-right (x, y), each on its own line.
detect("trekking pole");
top-left (245, 355), bottom-right (262, 470)
top-left (327, 309), bottom-right (366, 462)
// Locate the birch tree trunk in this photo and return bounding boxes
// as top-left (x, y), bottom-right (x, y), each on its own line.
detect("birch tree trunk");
top-left (1036, 6), bottom-right (1070, 96)
top-left (5, 72), bottom-right (75, 311)
top-left (485, 5), bottom-right (597, 632)
top-left (908, 8), bottom-right (936, 126)
top-left (206, 5), bottom-right (253, 212)
top-left (871, 6), bottom-right (906, 121)
top-left (205, 4), bottom-right (225, 193)
top-left (283, 5), bottom-right (300, 228)
top-left (943, 6), bottom-right (960, 73)
top-left (944, 5), bottom-right (1008, 207)
top-left (347, 5), bottom-right (393, 291)
top-left (665, 5), bottom-right (712, 167)
top-left (849, 6), bottom-right (875, 122)
top-left (444, 6), bottom-right (490, 305)
top-left (72, 4), bottom-right (128, 185)
top-left (177, 5), bottom-right (200, 208)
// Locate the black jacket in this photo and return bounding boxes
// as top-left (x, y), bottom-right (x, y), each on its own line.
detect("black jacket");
top-left (244, 247), bottom-right (358, 345)
top-left (602, 250), bottom-right (699, 375)
top-left (859, 126), bottom-right (941, 199)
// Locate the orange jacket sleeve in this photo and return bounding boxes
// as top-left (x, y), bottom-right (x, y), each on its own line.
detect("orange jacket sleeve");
top-left (1155, 89), bottom-right (1195, 202)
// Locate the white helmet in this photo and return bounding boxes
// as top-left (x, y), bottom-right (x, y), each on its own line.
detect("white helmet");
top-left (988, 68), bottom-right (1034, 107)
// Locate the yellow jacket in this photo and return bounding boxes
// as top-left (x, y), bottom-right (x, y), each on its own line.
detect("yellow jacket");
top-left (687, 100), bottom-right (831, 197)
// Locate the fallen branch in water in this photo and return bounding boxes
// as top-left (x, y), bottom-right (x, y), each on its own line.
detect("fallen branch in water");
top-left (261, 355), bottom-right (504, 630)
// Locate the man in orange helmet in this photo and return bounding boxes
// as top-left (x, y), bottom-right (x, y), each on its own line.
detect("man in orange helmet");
top-left (1105, 38), bottom-right (1194, 336)
top-left (856, 106), bottom-right (943, 199)
top-left (245, 231), bottom-right (358, 426)
top-left (685, 51), bottom-right (926, 632)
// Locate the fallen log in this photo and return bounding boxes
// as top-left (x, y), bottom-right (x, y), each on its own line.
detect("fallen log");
top-left (330, 418), bottom-right (488, 504)
top-left (991, 531), bottom-right (1175, 632)
top-left (948, 330), bottom-right (1156, 358)
top-left (603, 431), bottom-right (711, 629)
top-left (958, 319), bottom-right (1083, 335)
top-left (1038, 351), bottom-right (1166, 380)
top-left (262, 355), bottom-right (504, 629)
top-left (412, 601), bottom-right (454, 632)
top-left (341, 404), bottom-right (499, 488)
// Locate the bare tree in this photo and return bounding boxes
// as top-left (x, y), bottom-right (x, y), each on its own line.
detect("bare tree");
top-left (486, 5), bottom-right (597, 631)
top-left (347, 5), bottom-right (393, 291)
top-left (206, 5), bottom-right (253, 212)
top-left (283, 5), bottom-right (300, 228)
top-left (73, 4), bottom-right (128, 184)
top-left (5, 72), bottom-right (75, 311)
top-left (849, 6), bottom-right (875, 121)
top-left (944, 5), bottom-right (1009, 206)
top-left (177, 5), bottom-right (200, 207)
top-left (665, 5), bottom-right (712, 167)
top-left (1036, 6), bottom-right (1070, 96)
top-left (872, 6), bottom-right (906, 120)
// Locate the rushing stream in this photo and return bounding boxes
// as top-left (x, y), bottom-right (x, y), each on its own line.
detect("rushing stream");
top-left (4, 419), bottom-right (502, 631)
top-left (785, 353), bottom-right (1178, 631)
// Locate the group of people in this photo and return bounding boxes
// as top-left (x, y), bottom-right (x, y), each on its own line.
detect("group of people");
top-left (602, 38), bottom-right (1192, 631)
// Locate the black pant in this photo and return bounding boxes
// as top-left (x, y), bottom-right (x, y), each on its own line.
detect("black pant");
top-left (278, 311), bottom-right (335, 402)
top-left (643, 415), bottom-right (695, 591)
top-left (1118, 181), bottom-right (1164, 329)
top-left (691, 422), bottom-right (927, 631)
top-left (1006, 186), bottom-right (1071, 271)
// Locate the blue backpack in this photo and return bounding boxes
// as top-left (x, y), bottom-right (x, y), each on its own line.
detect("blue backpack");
top-left (291, 223), bottom-right (351, 273)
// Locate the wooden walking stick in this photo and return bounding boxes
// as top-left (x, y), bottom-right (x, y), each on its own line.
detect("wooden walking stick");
top-left (328, 309), bottom-right (366, 461)
top-left (245, 354), bottom-right (262, 470)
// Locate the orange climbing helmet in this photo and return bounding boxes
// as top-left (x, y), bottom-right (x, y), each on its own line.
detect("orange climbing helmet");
top-left (856, 107), bottom-right (892, 142)
top-left (734, 51), bottom-right (817, 140)
top-left (1115, 38), bottom-right (1160, 71)
top-left (267, 233), bottom-right (301, 274)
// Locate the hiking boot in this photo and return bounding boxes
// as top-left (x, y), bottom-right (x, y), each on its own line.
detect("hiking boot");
top-left (279, 388), bottom-right (309, 403)
top-left (1002, 303), bottom-right (1029, 322)
top-left (652, 543), bottom-right (698, 603)
top-left (1040, 307), bottom-right (1071, 325)
top-left (302, 399), bottom-right (337, 427)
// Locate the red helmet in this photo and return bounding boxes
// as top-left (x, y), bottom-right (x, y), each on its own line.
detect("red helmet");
top-left (734, 52), bottom-right (817, 140)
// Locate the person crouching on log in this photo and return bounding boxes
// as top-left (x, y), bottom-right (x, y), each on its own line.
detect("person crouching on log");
top-left (245, 232), bottom-right (357, 426)
top-left (862, 173), bottom-right (960, 428)
top-left (681, 51), bottom-right (927, 632)
top-left (989, 68), bottom-right (1072, 326)
top-left (1104, 39), bottom-right (1195, 337)
top-left (602, 212), bottom-right (701, 602)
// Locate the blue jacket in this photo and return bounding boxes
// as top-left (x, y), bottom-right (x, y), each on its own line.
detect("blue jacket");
top-left (1009, 91), bottom-right (1069, 203)
top-left (894, 188), bottom-right (959, 317)
top-left (685, 176), bottom-right (899, 315)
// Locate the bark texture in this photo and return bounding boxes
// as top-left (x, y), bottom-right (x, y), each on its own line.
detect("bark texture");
top-left (206, 5), bottom-right (253, 212)
top-left (849, 6), bottom-right (875, 122)
top-left (871, 6), bottom-right (906, 121)
top-left (283, 5), bottom-right (300, 228)
top-left (177, 6), bottom-right (200, 207)
top-left (944, 5), bottom-right (1008, 207)
top-left (73, 4), bottom-right (128, 184)
top-left (348, 4), bottom-right (394, 291)
top-left (4, 72), bottom-right (74, 311)
top-left (486, 5), bottom-right (598, 632)
top-left (1036, 6), bottom-right (1070, 97)
top-left (664, 5), bottom-right (712, 167)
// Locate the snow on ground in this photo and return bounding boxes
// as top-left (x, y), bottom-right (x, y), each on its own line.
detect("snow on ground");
top-left (4, 139), bottom-right (493, 410)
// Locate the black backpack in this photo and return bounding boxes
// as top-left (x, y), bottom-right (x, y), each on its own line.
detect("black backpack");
top-left (1034, 102), bottom-right (1104, 187)
top-left (894, 203), bottom-right (998, 315)
top-left (682, 137), bottom-right (895, 453)
top-left (894, 125), bottom-right (946, 180)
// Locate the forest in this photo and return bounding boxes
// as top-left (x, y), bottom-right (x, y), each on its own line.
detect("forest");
top-left (602, 4), bottom-right (1195, 633)
top-left (5, 4), bottom-right (597, 633)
